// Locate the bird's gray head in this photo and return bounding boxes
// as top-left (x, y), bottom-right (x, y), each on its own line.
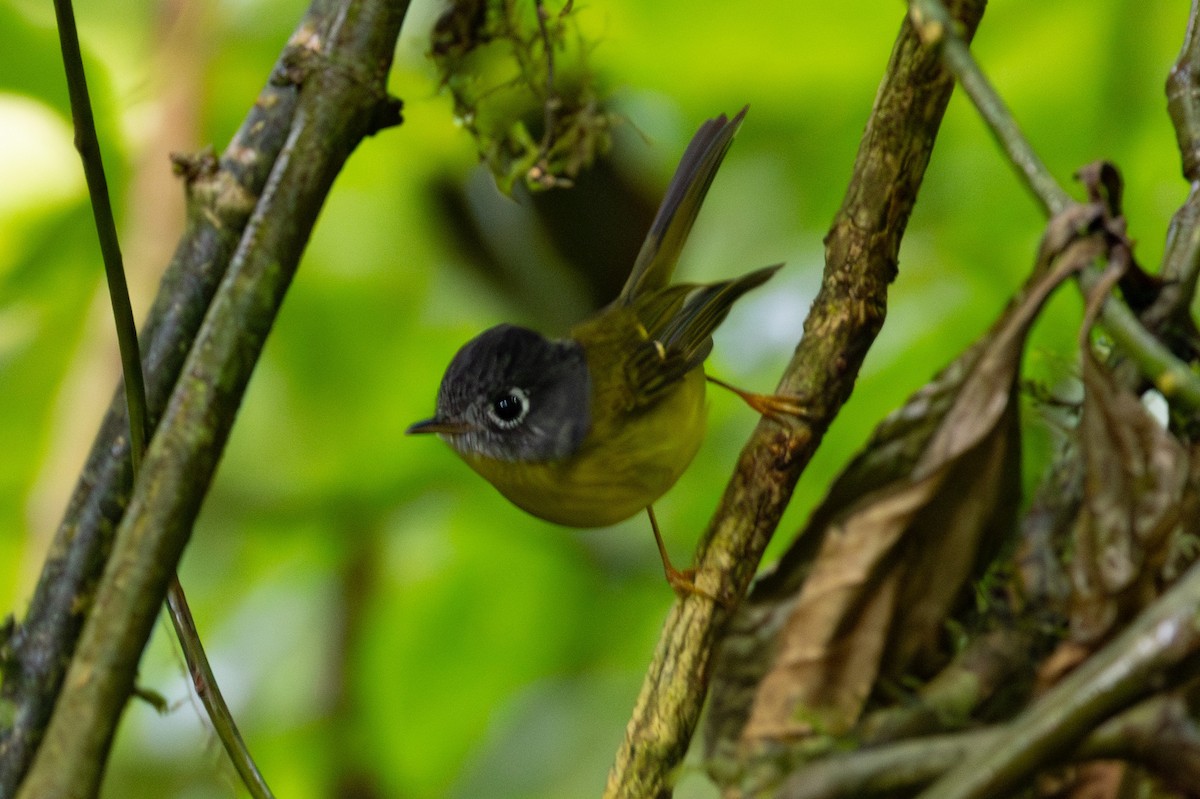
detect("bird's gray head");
top-left (407, 324), bottom-right (591, 462)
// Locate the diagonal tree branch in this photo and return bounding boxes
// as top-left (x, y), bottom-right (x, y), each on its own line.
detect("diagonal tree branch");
top-left (916, 555), bottom-right (1200, 799)
top-left (603, 1), bottom-right (988, 795)
top-left (2, 0), bottom-right (409, 795)
top-left (0, 10), bottom-right (311, 789)
top-left (908, 0), bottom-right (1071, 217)
top-left (910, 0), bottom-right (1200, 412)
top-left (774, 691), bottom-right (1200, 799)
top-left (47, 0), bottom-right (273, 793)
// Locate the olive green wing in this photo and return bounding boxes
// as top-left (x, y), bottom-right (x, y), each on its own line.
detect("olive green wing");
top-left (624, 263), bottom-right (783, 407)
top-left (617, 107), bottom-right (748, 306)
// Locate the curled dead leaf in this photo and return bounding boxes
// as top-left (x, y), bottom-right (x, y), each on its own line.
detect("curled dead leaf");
top-left (705, 241), bottom-right (1086, 787)
top-left (1068, 337), bottom-right (1189, 644)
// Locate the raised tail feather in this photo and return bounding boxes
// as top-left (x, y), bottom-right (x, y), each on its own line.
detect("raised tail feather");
top-left (617, 107), bottom-right (749, 305)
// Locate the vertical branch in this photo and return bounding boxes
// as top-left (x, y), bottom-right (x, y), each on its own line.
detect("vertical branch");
top-left (603, 1), bottom-right (988, 796)
top-left (51, 0), bottom-right (148, 471)
top-left (1161, 0), bottom-right (1200, 304)
top-left (1167, 0), bottom-right (1200, 183)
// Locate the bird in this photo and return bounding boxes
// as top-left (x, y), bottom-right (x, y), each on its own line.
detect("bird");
top-left (408, 106), bottom-right (794, 597)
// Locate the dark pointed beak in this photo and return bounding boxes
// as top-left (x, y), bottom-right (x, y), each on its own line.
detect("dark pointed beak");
top-left (406, 417), bottom-right (472, 435)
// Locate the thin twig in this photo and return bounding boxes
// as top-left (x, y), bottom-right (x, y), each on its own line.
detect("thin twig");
top-left (528, 0), bottom-right (567, 188)
top-left (51, 0), bottom-right (148, 471)
top-left (908, 0), bottom-right (1072, 216)
top-left (916, 557), bottom-right (1200, 799)
top-left (909, 0), bottom-right (1200, 413)
top-left (1078, 266), bottom-right (1200, 409)
top-left (165, 574), bottom-right (273, 798)
top-left (0, 14), bottom-right (309, 788)
top-left (534, 3), bottom-right (558, 152)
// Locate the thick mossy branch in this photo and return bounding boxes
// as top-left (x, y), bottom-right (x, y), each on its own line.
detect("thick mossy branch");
top-left (48, 0), bottom-right (273, 795)
top-left (602, 1), bottom-right (988, 796)
top-left (0, 17), bottom-right (302, 792)
top-left (4, 1), bottom-right (408, 796)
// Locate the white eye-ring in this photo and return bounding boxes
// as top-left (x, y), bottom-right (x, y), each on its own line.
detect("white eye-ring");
top-left (486, 386), bottom-right (530, 429)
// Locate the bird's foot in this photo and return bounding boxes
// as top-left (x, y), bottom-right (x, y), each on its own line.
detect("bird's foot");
top-left (648, 506), bottom-right (729, 606)
top-left (706, 375), bottom-right (808, 423)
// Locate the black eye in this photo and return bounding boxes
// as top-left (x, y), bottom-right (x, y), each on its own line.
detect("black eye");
top-left (486, 387), bottom-right (530, 429)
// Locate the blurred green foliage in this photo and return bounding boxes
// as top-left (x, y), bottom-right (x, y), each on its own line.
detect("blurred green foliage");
top-left (0, 0), bottom-right (1190, 796)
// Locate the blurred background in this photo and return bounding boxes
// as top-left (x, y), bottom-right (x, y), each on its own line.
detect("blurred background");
top-left (0, 0), bottom-right (1190, 796)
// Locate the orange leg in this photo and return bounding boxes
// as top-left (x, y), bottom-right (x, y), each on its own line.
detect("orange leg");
top-left (706, 375), bottom-right (808, 422)
top-left (647, 507), bottom-right (724, 604)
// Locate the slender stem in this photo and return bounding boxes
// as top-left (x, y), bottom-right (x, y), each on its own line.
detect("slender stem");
top-left (916, 557), bottom-right (1200, 799)
top-left (14, 1), bottom-right (408, 792)
top-left (165, 574), bottom-right (274, 799)
top-left (45, 0), bottom-right (300, 796)
top-left (0, 20), bottom-right (306, 791)
top-left (52, 0), bottom-right (148, 471)
top-left (1079, 266), bottom-right (1200, 410)
top-left (909, 0), bottom-right (1200, 411)
top-left (908, 0), bottom-right (1073, 216)
top-left (534, 0), bottom-right (558, 149)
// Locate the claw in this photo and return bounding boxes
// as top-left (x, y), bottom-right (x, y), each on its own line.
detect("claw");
top-left (706, 375), bottom-right (808, 422)
top-left (647, 507), bottom-right (729, 606)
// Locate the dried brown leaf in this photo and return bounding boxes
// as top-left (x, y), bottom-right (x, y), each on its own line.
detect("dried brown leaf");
top-left (1068, 348), bottom-right (1189, 643)
top-left (725, 243), bottom-right (1085, 750)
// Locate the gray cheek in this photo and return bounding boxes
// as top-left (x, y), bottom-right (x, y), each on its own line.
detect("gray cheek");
top-left (454, 407), bottom-right (488, 454)
top-left (450, 423), bottom-right (539, 463)
top-left (448, 431), bottom-right (480, 456)
top-left (448, 419), bottom-right (520, 462)
top-left (447, 428), bottom-right (494, 458)
top-left (445, 405), bottom-right (581, 463)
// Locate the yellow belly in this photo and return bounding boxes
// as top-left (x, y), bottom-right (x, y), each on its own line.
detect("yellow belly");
top-left (462, 368), bottom-right (707, 527)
